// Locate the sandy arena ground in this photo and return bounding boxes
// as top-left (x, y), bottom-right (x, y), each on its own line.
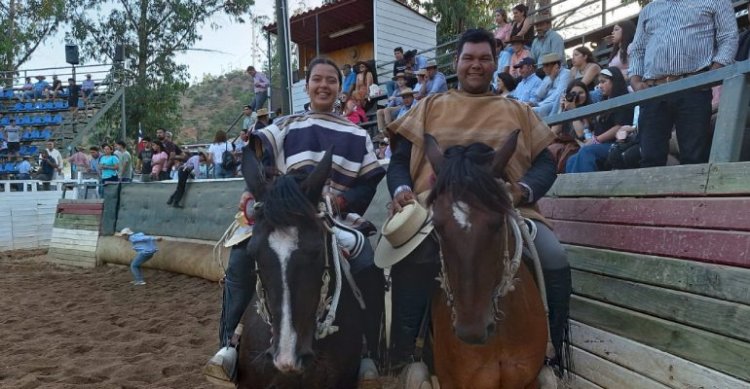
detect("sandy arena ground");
top-left (0, 250), bottom-right (221, 389)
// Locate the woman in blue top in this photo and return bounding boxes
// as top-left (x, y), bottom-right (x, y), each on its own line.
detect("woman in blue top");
top-left (99, 144), bottom-right (120, 183)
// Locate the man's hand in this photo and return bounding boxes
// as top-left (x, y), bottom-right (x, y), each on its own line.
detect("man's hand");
top-left (155, 237), bottom-right (163, 242)
top-left (239, 191), bottom-right (253, 211)
top-left (390, 189), bottom-right (416, 216)
top-left (630, 76), bottom-right (648, 92)
top-left (710, 62), bottom-right (723, 71)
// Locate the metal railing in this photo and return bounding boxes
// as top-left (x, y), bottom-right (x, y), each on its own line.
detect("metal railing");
top-left (545, 60), bottom-right (750, 163)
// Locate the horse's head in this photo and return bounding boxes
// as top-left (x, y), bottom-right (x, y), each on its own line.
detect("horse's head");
top-left (425, 130), bottom-right (520, 345)
top-left (241, 147), bottom-right (333, 374)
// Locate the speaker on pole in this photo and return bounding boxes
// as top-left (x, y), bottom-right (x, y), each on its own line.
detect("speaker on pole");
top-left (65, 44), bottom-right (80, 65)
top-left (114, 44), bottom-right (124, 62)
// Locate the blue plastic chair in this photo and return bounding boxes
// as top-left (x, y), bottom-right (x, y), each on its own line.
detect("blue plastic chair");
top-left (13, 102), bottom-right (23, 111)
top-left (18, 145), bottom-right (28, 156)
top-left (21, 130), bottom-right (33, 141)
top-left (53, 101), bottom-right (64, 110)
top-left (23, 102), bottom-right (33, 111)
top-left (61, 101), bottom-right (69, 109)
top-left (19, 116), bottom-right (31, 126)
top-left (5, 90), bottom-right (14, 99)
top-left (31, 116), bottom-right (43, 125)
top-left (30, 129), bottom-right (42, 140)
top-left (0, 132), bottom-right (4, 141)
top-left (41, 114), bottom-right (52, 125)
top-left (44, 102), bottom-right (55, 110)
top-left (27, 145), bottom-right (38, 155)
top-left (0, 117), bottom-right (7, 126)
top-left (5, 162), bottom-right (18, 174)
top-left (41, 128), bottom-right (52, 140)
top-left (52, 114), bottom-right (63, 125)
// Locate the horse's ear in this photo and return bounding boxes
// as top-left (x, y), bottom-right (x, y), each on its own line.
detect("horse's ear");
top-left (241, 145), bottom-right (267, 200)
top-left (424, 134), bottom-right (444, 176)
top-left (302, 147), bottom-right (333, 202)
top-left (492, 129), bottom-right (520, 180)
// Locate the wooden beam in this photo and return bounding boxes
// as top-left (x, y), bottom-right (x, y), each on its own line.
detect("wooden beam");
top-left (570, 321), bottom-right (750, 388)
top-left (565, 245), bottom-right (750, 305)
top-left (552, 220), bottom-right (750, 268)
top-left (540, 197), bottom-right (750, 231)
top-left (571, 295), bottom-right (750, 381)
top-left (547, 164), bottom-right (710, 197)
top-left (570, 346), bottom-right (670, 389)
top-left (706, 162), bottom-right (750, 194)
top-left (710, 74), bottom-right (750, 163)
top-left (572, 269), bottom-right (750, 342)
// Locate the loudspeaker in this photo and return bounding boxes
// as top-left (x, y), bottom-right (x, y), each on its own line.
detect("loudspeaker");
top-left (114, 44), bottom-right (124, 62)
top-left (65, 44), bottom-right (79, 65)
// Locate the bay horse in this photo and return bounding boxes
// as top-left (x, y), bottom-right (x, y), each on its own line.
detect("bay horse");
top-left (423, 131), bottom-right (554, 389)
top-left (236, 148), bottom-right (366, 389)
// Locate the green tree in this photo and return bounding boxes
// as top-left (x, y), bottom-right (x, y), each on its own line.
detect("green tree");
top-left (0, 0), bottom-right (69, 85)
top-left (408, 0), bottom-right (513, 43)
top-left (67, 0), bottom-right (254, 139)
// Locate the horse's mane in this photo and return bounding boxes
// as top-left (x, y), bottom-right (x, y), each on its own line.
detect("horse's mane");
top-left (427, 143), bottom-right (513, 215)
top-left (259, 172), bottom-right (320, 229)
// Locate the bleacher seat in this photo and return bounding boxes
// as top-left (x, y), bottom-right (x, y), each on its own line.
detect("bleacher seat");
top-left (40, 128), bottom-right (52, 140)
top-left (0, 132), bottom-right (4, 141)
top-left (18, 145), bottom-right (29, 156)
top-left (0, 117), bottom-right (9, 126)
top-left (61, 101), bottom-right (69, 110)
top-left (29, 129), bottom-right (42, 140)
top-left (4, 90), bottom-right (14, 99)
top-left (31, 116), bottom-right (43, 125)
top-left (42, 114), bottom-right (52, 125)
top-left (52, 114), bottom-right (63, 125)
top-left (0, 163), bottom-right (5, 175)
top-left (5, 162), bottom-right (18, 174)
top-left (26, 145), bottom-right (38, 156)
top-left (23, 102), bottom-right (33, 111)
top-left (53, 101), bottom-right (65, 110)
top-left (33, 102), bottom-right (45, 111)
top-left (18, 116), bottom-right (31, 126)
top-left (12, 102), bottom-right (23, 111)
top-left (21, 130), bottom-right (33, 141)
top-left (77, 100), bottom-right (85, 108)
top-left (44, 102), bottom-right (55, 110)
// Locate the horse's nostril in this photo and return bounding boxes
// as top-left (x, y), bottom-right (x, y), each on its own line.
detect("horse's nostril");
top-left (297, 350), bottom-right (316, 367)
top-left (264, 348), bottom-right (275, 360)
top-left (486, 322), bottom-right (497, 336)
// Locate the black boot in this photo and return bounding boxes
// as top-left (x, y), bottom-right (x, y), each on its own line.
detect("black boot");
top-left (354, 265), bottom-right (386, 360)
top-left (543, 266), bottom-right (572, 375)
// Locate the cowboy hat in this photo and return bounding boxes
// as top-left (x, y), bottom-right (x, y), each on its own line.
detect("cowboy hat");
top-left (115, 227), bottom-right (134, 236)
top-left (540, 52), bottom-right (562, 65)
top-left (534, 13), bottom-right (555, 25)
top-left (508, 36), bottom-right (526, 45)
top-left (424, 60), bottom-right (438, 69)
top-left (223, 212), bottom-right (254, 247)
top-left (392, 72), bottom-right (407, 81)
top-left (374, 201), bottom-right (434, 268)
top-left (398, 87), bottom-right (415, 97)
top-left (256, 108), bottom-right (269, 117)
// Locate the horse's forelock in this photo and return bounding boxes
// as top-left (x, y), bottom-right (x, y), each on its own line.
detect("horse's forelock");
top-left (427, 143), bottom-right (513, 215)
top-left (261, 173), bottom-right (320, 229)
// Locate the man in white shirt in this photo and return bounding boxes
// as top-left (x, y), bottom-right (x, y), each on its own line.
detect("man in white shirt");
top-left (45, 141), bottom-right (64, 179)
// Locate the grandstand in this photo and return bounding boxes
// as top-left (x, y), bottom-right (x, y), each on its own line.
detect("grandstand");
top-left (0, 64), bottom-right (122, 181)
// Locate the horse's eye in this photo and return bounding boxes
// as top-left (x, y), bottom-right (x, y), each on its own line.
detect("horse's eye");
top-left (488, 220), bottom-right (503, 231)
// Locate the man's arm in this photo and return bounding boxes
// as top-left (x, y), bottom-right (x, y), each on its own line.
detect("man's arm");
top-left (428, 73), bottom-right (448, 94)
top-left (387, 134), bottom-right (414, 196)
top-left (552, 33), bottom-right (566, 62)
top-left (518, 149), bottom-right (557, 204)
top-left (340, 170), bottom-right (385, 215)
top-left (712, 0), bottom-right (739, 68)
top-left (628, 6), bottom-right (649, 90)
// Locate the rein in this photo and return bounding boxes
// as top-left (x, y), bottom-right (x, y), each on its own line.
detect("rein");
top-left (253, 197), bottom-right (366, 341)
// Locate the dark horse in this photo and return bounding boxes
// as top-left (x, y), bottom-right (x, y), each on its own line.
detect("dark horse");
top-left (236, 148), bottom-right (365, 389)
top-left (424, 131), bottom-right (554, 389)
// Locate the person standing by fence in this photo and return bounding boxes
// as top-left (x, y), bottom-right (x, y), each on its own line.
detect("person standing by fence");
top-left (246, 66), bottom-right (269, 111)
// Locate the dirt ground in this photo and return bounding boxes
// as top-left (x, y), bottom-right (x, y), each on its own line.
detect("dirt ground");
top-left (0, 250), bottom-right (221, 389)
top-left (0, 250), bottom-right (404, 389)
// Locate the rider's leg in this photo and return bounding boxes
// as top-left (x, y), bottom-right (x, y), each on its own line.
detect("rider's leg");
top-left (389, 235), bottom-right (440, 370)
top-left (219, 239), bottom-right (257, 347)
top-left (531, 221), bottom-right (571, 371)
top-left (348, 240), bottom-right (385, 360)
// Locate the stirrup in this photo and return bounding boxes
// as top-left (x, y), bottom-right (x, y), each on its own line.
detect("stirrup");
top-left (202, 347), bottom-right (237, 388)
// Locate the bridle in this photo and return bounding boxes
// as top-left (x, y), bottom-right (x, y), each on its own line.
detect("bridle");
top-left (435, 208), bottom-right (527, 323)
top-left (253, 197), bottom-right (366, 341)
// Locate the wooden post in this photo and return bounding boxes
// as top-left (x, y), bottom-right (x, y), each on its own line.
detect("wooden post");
top-left (710, 74), bottom-right (750, 163)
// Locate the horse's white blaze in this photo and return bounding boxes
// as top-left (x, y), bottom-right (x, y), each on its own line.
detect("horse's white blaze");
top-left (452, 201), bottom-right (472, 231)
top-left (268, 227), bottom-right (299, 370)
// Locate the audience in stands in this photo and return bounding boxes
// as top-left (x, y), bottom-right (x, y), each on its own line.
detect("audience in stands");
top-left (548, 80), bottom-right (592, 173)
top-left (510, 4), bottom-right (534, 46)
top-left (21, 77), bottom-right (33, 101)
top-left (388, 47), bottom-right (408, 96)
top-left (403, 49), bottom-right (428, 86)
top-left (344, 92), bottom-right (367, 125)
top-left (114, 140), bottom-right (133, 182)
top-left (354, 61), bottom-right (375, 102)
top-left (82, 74), bottom-right (95, 100)
top-left (494, 8), bottom-right (513, 71)
top-left (68, 146), bottom-right (90, 178)
top-left (629, 0), bottom-right (737, 167)
top-left (534, 53), bottom-right (570, 117)
top-left (4, 118), bottom-right (21, 156)
top-left (254, 108), bottom-right (270, 131)
top-left (420, 61), bottom-right (448, 98)
top-left (17, 156), bottom-right (31, 180)
top-left (33, 76), bottom-right (50, 100)
top-left (50, 75), bottom-right (63, 99)
top-left (150, 141), bottom-right (170, 181)
top-left (395, 88), bottom-right (416, 120)
top-left (507, 36), bottom-right (531, 77)
top-left (246, 66), bottom-right (270, 111)
top-left (241, 105), bottom-right (256, 131)
top-left (510, 57), bottom-right (542, 103)
top-left (566, 67), bottom-right (634, 173)
top-left (569, 46), bottom-right (602, 94)
top-left (207, 130), bottom-right (233, 179)
top-left (67, 78), bottom-right (81, 116)
top-left (342, 64), bottom-right (356, 95)
top-left (413, 69), bottom-right (427, 100)
top-left (531, 14), bottom-right (565, 67)
top-left (99, 144), bottom-right (120, 184)
top-left (496, 72), bottom-right (518, 98)
top-left (45, 141), bottom-right (63, 179)
top-left (137, 137), bottom-right (153, 181)
top-left (377, 72), bottom-right (409, 132)
top-left (607, 20), bottom-right (636, 79)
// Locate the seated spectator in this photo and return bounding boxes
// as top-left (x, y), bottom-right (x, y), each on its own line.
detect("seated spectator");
top-left (21, 77), bottom-right (34, 101)
top-left (510, 4), bottom-right (534, 47)
top-left (344, 92), bottom-right (367, 125)
top-left (566, 68), bottom-right (634, 173)
top-left (507, 36), bottom-right (531, 77)
top-left (569, 46), bottom-right (601, 92)
top-left (533, 53), bottom-right (571, 117)
top-left (509, 57), bottom-right (542, 103)
top-left (377, 72), bottom-right (409, 132)
top-left (403, 49), bottom-right (428, 88)
top-left (419, 61), bottom-right (448, 98)
top-left (412, 69), bottom-right (427, 99)
top-left (550, 80), bottom-right (592, 139)
top-left (607, 107), bottom-right (641, 170)
top-left (354, 61), bottom-right (375, 101)
top-left (254, 108), bottom-right (270, 131)
top-left (607, 21), bottom-right (636, 78)
top-left (530, 14), bottom-right (565, 68)
top-left (387, 47), bottom-right (407, 96)
top-left (17, 156), bottom-right (32, 180)
top-left (496, 72), bottom-right (518, 98)
top-left (33, 75), bottom-right (50, 100)
top-left (395, 88), bottom-right (416, 120)
top-left (342, 64), bottom-right (356, 95)
top-left (82, 74), bottom-right (95, 100)
top-left (50, 75), bottom-right (63, 99)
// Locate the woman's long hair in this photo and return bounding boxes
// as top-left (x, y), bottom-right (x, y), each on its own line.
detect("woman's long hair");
top-left (609, 20), bottom-right (636, 66)
top-left (565, 80), bottom-right (592, 107)
top-left (601, 66), bottom-right (629, 99)
top-left (574, 46), bottom-right (597, 65)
